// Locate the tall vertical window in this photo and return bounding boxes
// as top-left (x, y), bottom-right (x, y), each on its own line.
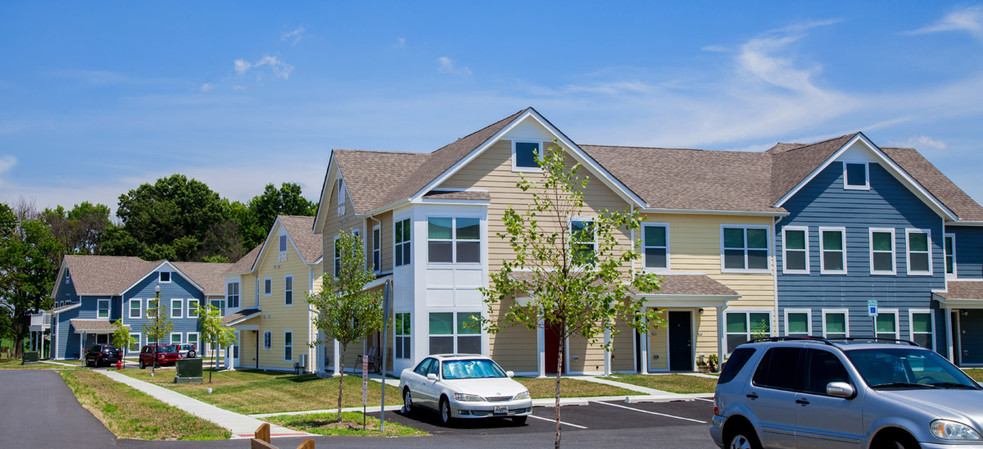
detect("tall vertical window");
top-left (283, 331), bottom-right (293, 361)
top-left (187, 299), bottom-right (199, 318)
top-left (129, 299), bottom-right (141, 319)
top-left (823, 310), bottom-right (849, 339)
top-left (429, 312), bottom-right (481, 354)
top-left (394, 218), bottom-right (411, 267)
top-left (782, 226), bottom-right (809, 274)
top-left (263, 331), bottom-right (272, 350)
top-left (337, 179), bottom-right (347, 216)
top-left (226, 282), bottom-right (239, 308)
top-left (570, 219), bottom-right (596, 265)
top-left (785, 310), bottom-right (810, 337)
top-left (944, 234), bottom-right (956, 278)
top-left (333, 235), bottom-right (341, 277)
top-left (910, 311), bottom-right (934, 349)
top-left (512, 141), bottom-right (541, 171)
top-left (428, 217), bottom-right (480, 263)
top-left (876, 312), bottom-right (898, 340)
top-left (210, 299), bottom-right (225, 316)
top-left (279, 235), bottom-right (287, 252)
top-left (263, 277), bottom-right (272, 296)
top-left (844, 162), bottom-right (869, 189)
top-left (906, 229), bottom-right (932, 275)
top-left (187, 333), bottom-right (198, 350)
top-left (97, 299), bottom-right (110, 319)
top-left (820, 227), bottom-right (847, 274)
top-left (284, 276), bottom-right (293, 306)
top-left (395, 312), bottom-right (411, 359)
top-left (869, 228), bottom-right (896, 275)
top-left (171, 299), bottom-right (183, 319)
top-left (722, 226), bottom-right (768, 271)
top-left (128, 333), bottom-right (140, 353)
top-left (643, 224), bottom-right (668, 270)
top-left (372, 225), bottom-right (381, 273)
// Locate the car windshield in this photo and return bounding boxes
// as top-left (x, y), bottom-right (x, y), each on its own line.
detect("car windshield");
top-left (156, 346), bottom-right (176, 353)
top-left (441, 359), bottom-right (507, 380)
top-left (845, 347), bottom-right (979, 390)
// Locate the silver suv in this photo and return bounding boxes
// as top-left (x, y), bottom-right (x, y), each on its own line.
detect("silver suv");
top-left (710, 337), bottom-right (983, 449)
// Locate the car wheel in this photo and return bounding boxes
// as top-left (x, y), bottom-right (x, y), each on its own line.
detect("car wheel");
top-left (154, 361), bottom-right (160, 368)
top-left (139, 359), bottom-right (145, 369)
top-left (877, 433), bottom-right (919, 449)
top-left (439, 397), bottom-right (453, 426)
top-left (402, 388), bottom-right (413, 414)
top-left (188, 351), bottom-right (196, 358)
top-left (727, 428), bottom-right (762, 449)
top-left (512, 416), bottom-right (528, 425)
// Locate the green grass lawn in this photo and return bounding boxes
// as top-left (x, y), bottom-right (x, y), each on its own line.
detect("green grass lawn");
top-left (265, 411), bottom-right (426, 437)
top-left (120, 368), bottom-right (402, 414)
top-left (601, 374), bottom-right (718, 394)
top-left (0, 358), bottom-right (85, 370)
top-left (59, 370), bottom-right (230, 440)
top-left (514, 376), bottom-right (640, 398)
top-left (963, 368), bottom-right (983, 382)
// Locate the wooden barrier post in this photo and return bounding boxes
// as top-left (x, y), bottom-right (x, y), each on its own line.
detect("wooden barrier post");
top-left (249, 423), bottom-right (315, 449)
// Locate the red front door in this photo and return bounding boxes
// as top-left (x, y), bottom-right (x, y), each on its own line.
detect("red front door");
top-left (544, 321), bottom-right (564, 374)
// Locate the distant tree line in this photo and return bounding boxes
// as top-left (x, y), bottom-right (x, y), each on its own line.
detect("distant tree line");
top-left (0, 174), bottom-right (316, 357)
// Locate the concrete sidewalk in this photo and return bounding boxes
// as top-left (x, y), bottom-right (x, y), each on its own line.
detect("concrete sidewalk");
top-left (97, 370), bottom-right (312, 439)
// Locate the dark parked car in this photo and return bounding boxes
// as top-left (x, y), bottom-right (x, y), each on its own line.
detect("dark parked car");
top-left (139, 344), bottom-right (182, 368)
top-left (85, 344), bottom-right (122, 367)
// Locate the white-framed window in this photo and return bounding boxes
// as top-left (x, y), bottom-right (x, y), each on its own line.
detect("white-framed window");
top-left (372, 225), bottom-right (381, 273)
top-left (283, 330), bottom-right (293, 361)
top-left (333, 235), bottom-right (341, 277)
top-left (395, 312), bottom-right (411, 359)
top-left (869, 228), bottom-right (896, 275)
top-left (909, 309), bottom-right (934, 349)
top-left (279, 234), bottom-right (287, 253)
top-left (337, 179), bottom-right (347, 216)
top-left (159, 271), bottom-right (171, 283)
top-left (129, 298), bottom-right (142, 319)
top-left (819, 226), bottom-right (847, 274)
top-left (187, 332), bottom-right (198, 350)
top-left (784, 309), bottom-right (811, 337)
top-left (284, 275), bottom-right (293, 306)
top-left (822, 309), bottom-right (850, 339)
top-left (128, 333), bottom-right (141, 353)
top-left (187, 299), bottom-right (199, 318)
top-left (429, 312), bottom-right (481, 354)
top-left (905, 229), bottom-right (933, 275)
top-left (944, 233), bottom-right (957, 278)
top-left (171, 299), bottom-right (183, 319)
top-left (394, 218), bottom-right (411, 267)
top-left (875, 309), bottom-right (899, 340)
top-left (226, 281), bottom-right (240, 309)
top-left (147, 298), bottom-right (159, 318)
top-left (263, 277), bottom-right (272, 296)
top-left (570, 218), bottom-right (597, 266)
top-left (844, 162), bottom-right (869, 190)
top-left (782, 226), bottom-right (809, 274)
top-left (725, 311), bottom-right (771, 354)
top-left (642, 223), bottom-right (669, 270)
top-left (721, 225), bottom-right (769, 272)
top-left (263, 330), bottom-right (272, 350)
top-left (512, 141), bottom-right (542, 172)
top-left (170, 332), bottom-right (182, 345)
top-left (97, 298), bottom-right (110, 319)
top-left (427, 217), bottom-right (480, 263)
top-left (210, 299), bottom-right (225, 316)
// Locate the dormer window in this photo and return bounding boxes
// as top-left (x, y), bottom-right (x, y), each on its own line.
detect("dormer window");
top-left (512, 141), bottom-right (541, 172)
top-left (844, 162), bottom-right (869, 190)
top-left (337, 179), bottom-right (347, 216)
top-left (159, 271), bottom-right (171, 283)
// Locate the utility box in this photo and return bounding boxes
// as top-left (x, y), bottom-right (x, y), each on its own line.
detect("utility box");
top-left (174, 358), bottom-right (203, 383)
top-left (22, 351), bottom-right (39, 365)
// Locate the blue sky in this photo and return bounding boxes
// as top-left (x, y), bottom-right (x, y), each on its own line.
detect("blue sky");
top-left (3, 2), bottom-right (983, 214)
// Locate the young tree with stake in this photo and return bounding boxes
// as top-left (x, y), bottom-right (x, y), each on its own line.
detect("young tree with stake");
top-left (199, 303), bottom-right (237, 382)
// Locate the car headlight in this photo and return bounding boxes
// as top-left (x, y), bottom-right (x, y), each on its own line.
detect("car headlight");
top-left (454, 393), bottom-right (484, 402)
top-left (930, 420), bottom-right (983, 440)
top-left (513, 391), bottom-right (530, 400)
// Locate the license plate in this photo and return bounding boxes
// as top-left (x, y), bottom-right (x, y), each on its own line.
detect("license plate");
top-left (494, 406), bottom-right (507, 415)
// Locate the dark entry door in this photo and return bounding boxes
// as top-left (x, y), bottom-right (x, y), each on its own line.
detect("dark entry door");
top-left (544, 321), bottom-right (564, 374)
top-left (668, 311), bottom-right (692, 371)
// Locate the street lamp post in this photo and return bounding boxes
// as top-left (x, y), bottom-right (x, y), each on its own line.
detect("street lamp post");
top-left (153, 284), bottom-right (160, 376)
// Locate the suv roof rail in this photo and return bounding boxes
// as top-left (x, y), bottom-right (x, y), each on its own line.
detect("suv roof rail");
top-left (833, 337), bottom-right (920, 346)
top-left (748, 336), bottom-right (835, 346)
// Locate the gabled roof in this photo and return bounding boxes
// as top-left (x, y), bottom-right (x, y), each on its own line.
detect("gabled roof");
top-left (277, 215), bottom-right (323, 264)
top-left (226, 244), bottom-right (262, 275)
top-left (767, 134), bottom-right (856, 204)
top-left (881, 147), bottom-right (983, 222)
top-left (171, 261), bottom-right (234, 296)
top-left (53, 255), bottom-right (231, 297)
top-left (333, 150), bottom-right (430, 215)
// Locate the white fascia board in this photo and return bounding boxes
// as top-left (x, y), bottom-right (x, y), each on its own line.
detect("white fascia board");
top-left (49, 262), bottom-right (68, 299)
top-left (122, 261), bottom-right (205, 296)
top-left (51, 303), bottom-right (82, 315)
top-left (312, 152), bottom-right (337, 235)
top-left (415, 199), bottom-right (491, 206)
top-left (639, 208), bottom-right (788, 217)
top-left (774, 133), bottom-right (957, 221)
top-left (947, 221), bottom-right (983, 227)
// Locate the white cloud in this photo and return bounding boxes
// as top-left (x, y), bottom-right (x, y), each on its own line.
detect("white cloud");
top-left (907, 6), bottom-right (983, 39)
top-left (737, 19), bottom-right (840, 95)
top-left (234, 55), bottom-right (294, 79)
top-left (281, 26), bottom-right (306, 46)
top-left (397, 37), bottom-right (406, 47)
top-left (436, 56), bottom-right (471, 76)
top-left (0, 155), bottom-right (16, 186)
top-left (200, 83), bottom-right (213, 92)
top-left (890, 135), bottom-right (948, 151)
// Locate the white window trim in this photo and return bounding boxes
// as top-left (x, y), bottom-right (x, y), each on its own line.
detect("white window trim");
top-left (944, 233), bottom-right (957, 279)
top-left (822, 308), bottom-right (851, 339)
top-left (642, 222), bottom-right (670, 272)
top-left (819, 226), bottom-right (848, 275)
top-left (395, 312), bottom-right (411, 360)
top-left (226, 280), bottom-right (240, 309)
top-left (372, 225), bottom-right (381, 274)
top-left (263, 330), bottom-right (272, 350)
top-left (781, 226), bottom-right (810, 274)
top-left (905, 228), bottom-right (934, 276)
top-left (186, 332), bottom-right (199, 347)
top-left (868, 227), bottom-right (897, 276)
top-left (263, 277), bottom-right (272, 296)
top-left (283, 330), bottom-right (293, 362)
top-left (333, 235), bottom-right (341, 278)
top-left (875, 309), bottom-right (900, 340)
top-left (426, 216), bottom-right (482, 265)
top-left (394, 217), bottom-right (411, 268)
top-left (128, 333), bottom-right (141, 353)
top-left (159, 271), bottom-right (172, 283)
top-left (511, 140), bottom-right (543, 173)
top-left (129, 298), bottom-right (142, 319)
top-left (908, 308), bottom-right (935, 350)
top-left (170, 332), bottom-right (183, 345)
top-left (97, 298), bottom-right (110, 319)
top-left (284, 275), bottom-right (293, 306)
top-left (720, 225), bottom-right (772, 274)
top-left (428, 311), bottom-right (484, 354)
top-left (724, 309), bottom-right (773, 354)
top-left (278, 234), bottom-right (288, 253)
top-left (171, 298), bottom-right (183, 319)
top-left (843, 161), bottom-right (870, 190)
top-left (338, 179), bottom-right (347, 206)
top-left (783, 308), bottom-right (812, 336)
top-left (569, 216), bottom-right (598, 266)
top-left (187, 299), bottom-right (199, 318)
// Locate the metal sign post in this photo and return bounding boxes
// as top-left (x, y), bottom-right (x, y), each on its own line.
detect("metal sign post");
top-left (362, 356), bottom-right (368, 429)
top-left (379, 279), bottom-right (392, 432)
top-left (868, 299), bottom-right (878, 338)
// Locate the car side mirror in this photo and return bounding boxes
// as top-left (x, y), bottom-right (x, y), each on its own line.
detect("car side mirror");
top-left (506, 370), bottom-right (515, 378)
top-left (826, 382), bottom-right (855, 399)
top-left (426, 373), bottom-right (438, 381)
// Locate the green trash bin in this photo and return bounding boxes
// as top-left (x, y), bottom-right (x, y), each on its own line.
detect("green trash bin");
top-left (174, 358), bottom-right (203, 383)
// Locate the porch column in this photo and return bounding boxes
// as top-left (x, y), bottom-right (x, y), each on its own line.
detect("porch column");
top-left (333, 339), bottom-right (341, 376)
top-left (537, 319), bottom-right (545, 378)
top-left (640, 315), bottom-right (649, 373)
top-left (603, 328), bottom-right (612, 376)
top-left (79, 332), bottom-right (84, 360)
top-left (945, 308), bottom-right (955, 363)
top-left (717, 307), bottom-right (725, 361)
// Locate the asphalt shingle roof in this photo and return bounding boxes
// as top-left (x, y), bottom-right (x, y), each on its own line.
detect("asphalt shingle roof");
top-left (934, 281), bottom-right (983, 300)
top-left (278, 215), bottom-right (322, 263)
top-left (57, 255), bottom-right (231, 297)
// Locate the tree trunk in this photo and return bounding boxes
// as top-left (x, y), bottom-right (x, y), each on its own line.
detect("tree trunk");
top-left (554, 330), bottom-right (564, 449)
top-left (337, 345), bottom-right (346, 423)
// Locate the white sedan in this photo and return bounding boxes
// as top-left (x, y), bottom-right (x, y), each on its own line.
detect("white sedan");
top-left (398, 354), bottom-right (533, 426)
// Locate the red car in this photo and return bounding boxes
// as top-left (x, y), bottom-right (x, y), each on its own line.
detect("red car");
top-left (138, 344), bottom-right (182, 369)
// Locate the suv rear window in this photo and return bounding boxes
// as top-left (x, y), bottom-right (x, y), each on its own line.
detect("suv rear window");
top-left (753, 347), bottom-right (802, 390)
top-left (718, 347), bottom-right (756, 384)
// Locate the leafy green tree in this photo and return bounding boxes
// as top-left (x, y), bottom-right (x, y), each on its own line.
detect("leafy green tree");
top-left (479, 142), bottom-right (661, 449)
top-left (142, 296), bottom-right (173, 373)
top-left (41, 202), bottom-right (112, 256)
top-left (198, 304), bottom-right (237, 382)
top-left (242, 183), bottom-right (316, 249)
top-left (111, 319), bottom-right (134, 356)
top-left (308, 230), bottom-right (385, 422)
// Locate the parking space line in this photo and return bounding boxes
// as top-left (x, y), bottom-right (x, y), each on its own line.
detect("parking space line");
top-left (527, 413), bottom-right (588, 429)
top-left (694, 398), bottom-right (714, 402)
top-left (592, 401), bottom-right (707, 424)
